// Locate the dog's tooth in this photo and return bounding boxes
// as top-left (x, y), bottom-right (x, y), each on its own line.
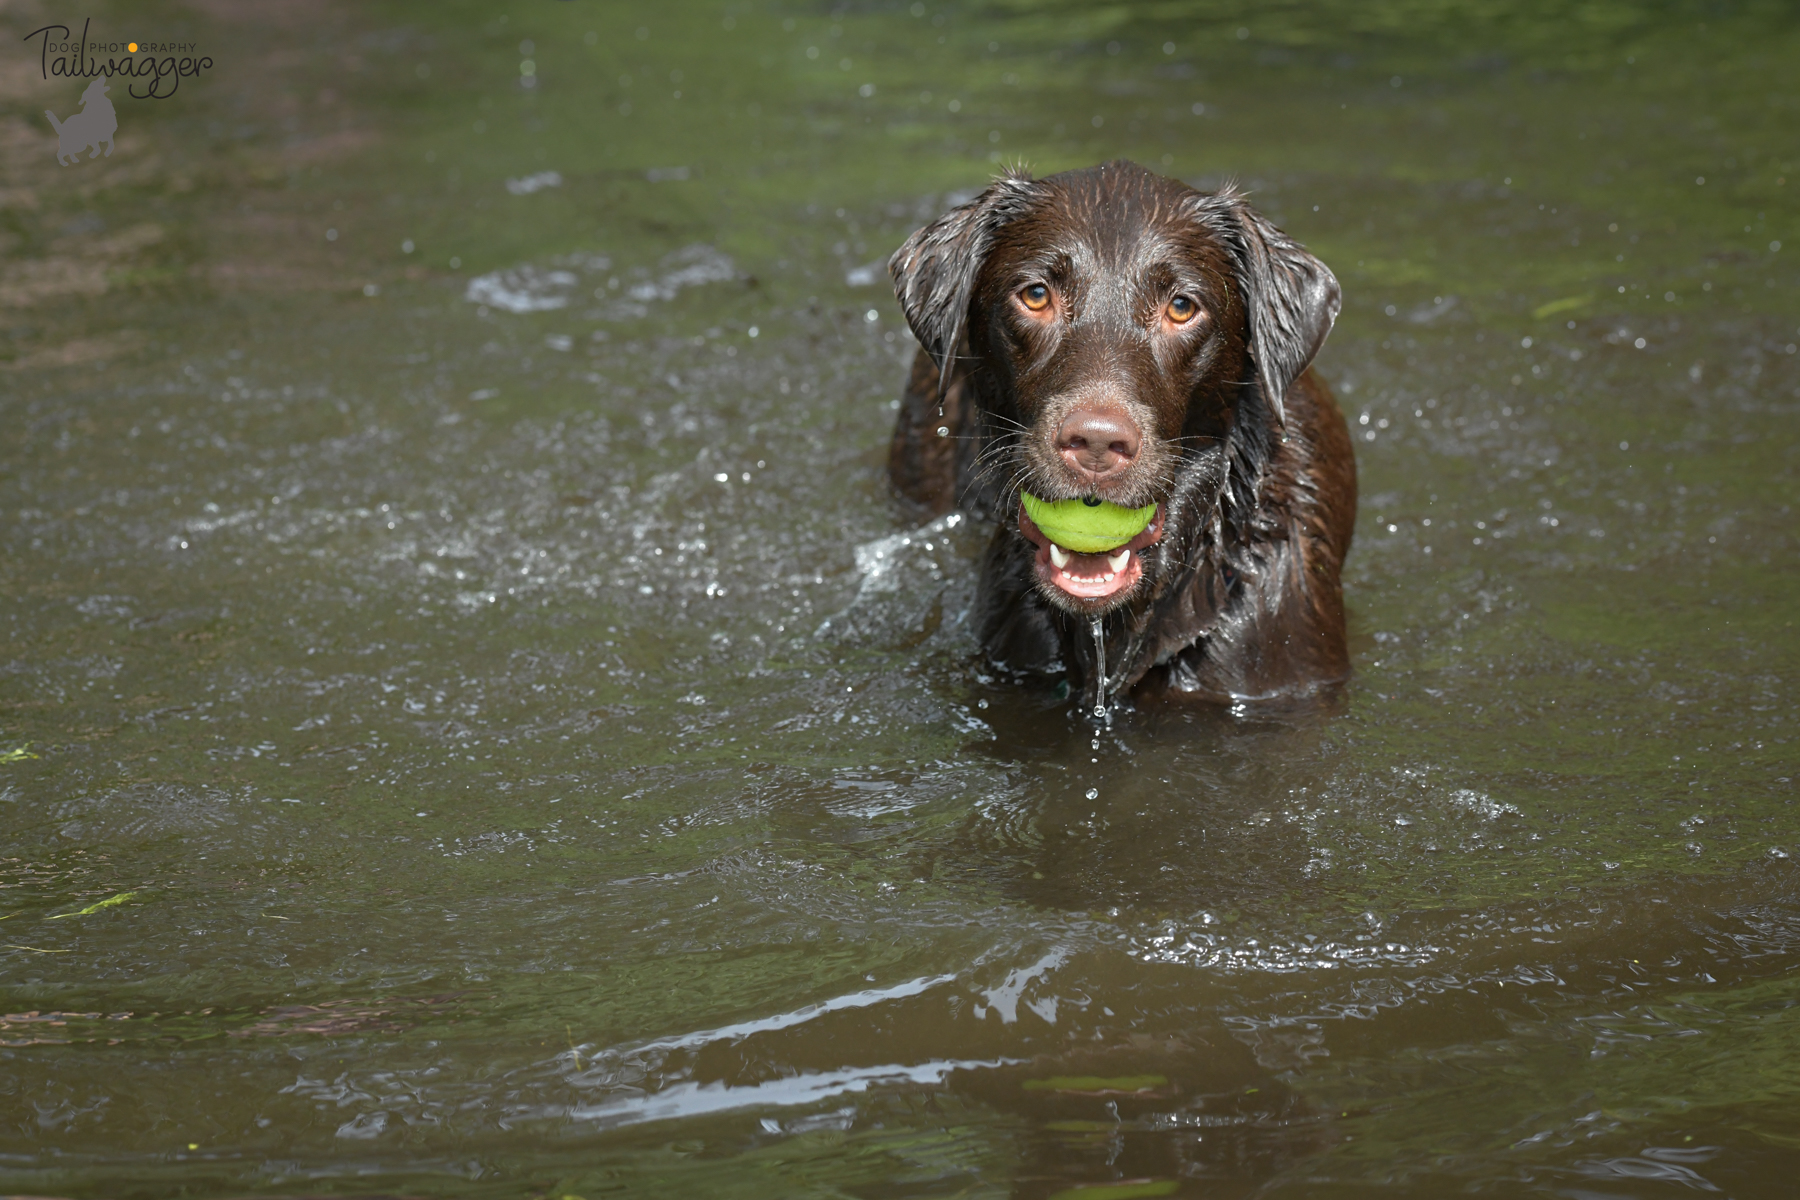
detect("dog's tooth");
top-left (1107, 549), bottom-right (1130, 573)
top-left (1049, 544), bottom-right (1070, 569)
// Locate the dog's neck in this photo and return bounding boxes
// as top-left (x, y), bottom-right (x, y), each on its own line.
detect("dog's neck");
top-left (1064, 385), bottom-right (1281, 702)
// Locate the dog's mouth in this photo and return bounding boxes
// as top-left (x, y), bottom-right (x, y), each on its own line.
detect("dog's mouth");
top-left (1017, 499), bottom-right (1166, 606)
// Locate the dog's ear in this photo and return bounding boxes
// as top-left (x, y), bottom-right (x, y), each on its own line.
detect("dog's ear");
top-left (889, 171), bottom-right (1041, 378)
top-left (1208, 193), bottom-right (1341, 426)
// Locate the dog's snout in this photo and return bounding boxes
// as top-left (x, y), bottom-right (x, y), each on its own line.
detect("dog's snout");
top-left (1055, 408), bottom-right (1141, 479)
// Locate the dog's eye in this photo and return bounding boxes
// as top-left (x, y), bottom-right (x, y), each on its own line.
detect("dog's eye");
top-left (1019, 284), bottom-right (1052, 312)
top-left (1167, 295), bottom-right (1200, 324)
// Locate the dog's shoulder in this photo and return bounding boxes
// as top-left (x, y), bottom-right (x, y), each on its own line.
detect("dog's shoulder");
top-left (1147, 368), bottom-right (1355, 701)
top-left (1262, 368), bottom-right (1357, 560)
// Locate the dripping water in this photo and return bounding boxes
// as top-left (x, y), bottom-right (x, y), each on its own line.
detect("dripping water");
top-left (1088, 616), bottom-right (1108, 719)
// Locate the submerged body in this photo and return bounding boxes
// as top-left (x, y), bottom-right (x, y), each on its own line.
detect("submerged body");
top-left (887, 161), bottom-right (1356, 705)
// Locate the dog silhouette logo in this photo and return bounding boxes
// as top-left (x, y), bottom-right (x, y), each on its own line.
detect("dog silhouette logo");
top-left (46, 75), bottom-right (118, 165)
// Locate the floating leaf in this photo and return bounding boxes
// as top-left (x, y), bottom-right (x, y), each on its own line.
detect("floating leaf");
top-left (49, 891), bottom-right (139, 919)
top-left (1532, 293), bottom-right (1594, 320)
top-left (1046, 1181), bottom-right (1178, 1200)
top-left (1022, 1074), bottom-right (1169, 1093)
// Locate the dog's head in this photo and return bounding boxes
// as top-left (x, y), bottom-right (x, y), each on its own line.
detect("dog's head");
top-left (890, 160), bottom-right (1339, 613)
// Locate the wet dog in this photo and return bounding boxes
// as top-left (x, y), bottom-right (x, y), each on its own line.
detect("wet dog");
top-left (887, 161), bottom-right (1355, 706)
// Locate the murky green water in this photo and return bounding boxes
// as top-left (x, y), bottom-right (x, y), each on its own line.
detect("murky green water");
top-left (2, 1), bottom-right (1797, 1196)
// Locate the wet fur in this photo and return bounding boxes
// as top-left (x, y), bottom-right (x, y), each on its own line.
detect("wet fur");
top-left (887, 161), bottom-right (1355, 704)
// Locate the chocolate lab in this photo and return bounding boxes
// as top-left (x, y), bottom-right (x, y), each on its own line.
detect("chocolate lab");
top-left (886, 161), bottom-right (1355, 708)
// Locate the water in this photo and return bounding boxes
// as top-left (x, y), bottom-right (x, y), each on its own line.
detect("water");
top-left (1089, 618), bottom-right (1108, 719)
top-left (2, 2), bottom-right (1797, 1196)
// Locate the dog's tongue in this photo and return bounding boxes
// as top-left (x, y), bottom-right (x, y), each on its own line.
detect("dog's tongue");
top-left (1017, 502), bottom-right (1164, 601)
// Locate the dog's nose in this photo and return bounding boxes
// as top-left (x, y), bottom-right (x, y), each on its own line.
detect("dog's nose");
top-left (1055, 408), bottom-right (1140, 479)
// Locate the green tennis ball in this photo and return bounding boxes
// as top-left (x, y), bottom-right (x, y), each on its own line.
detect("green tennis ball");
top-left (1021, 492), bottom-right (1157, 554)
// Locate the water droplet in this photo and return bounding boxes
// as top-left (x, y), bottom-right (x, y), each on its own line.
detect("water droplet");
top-left (1086, 788), bottom-right (1099, 800)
